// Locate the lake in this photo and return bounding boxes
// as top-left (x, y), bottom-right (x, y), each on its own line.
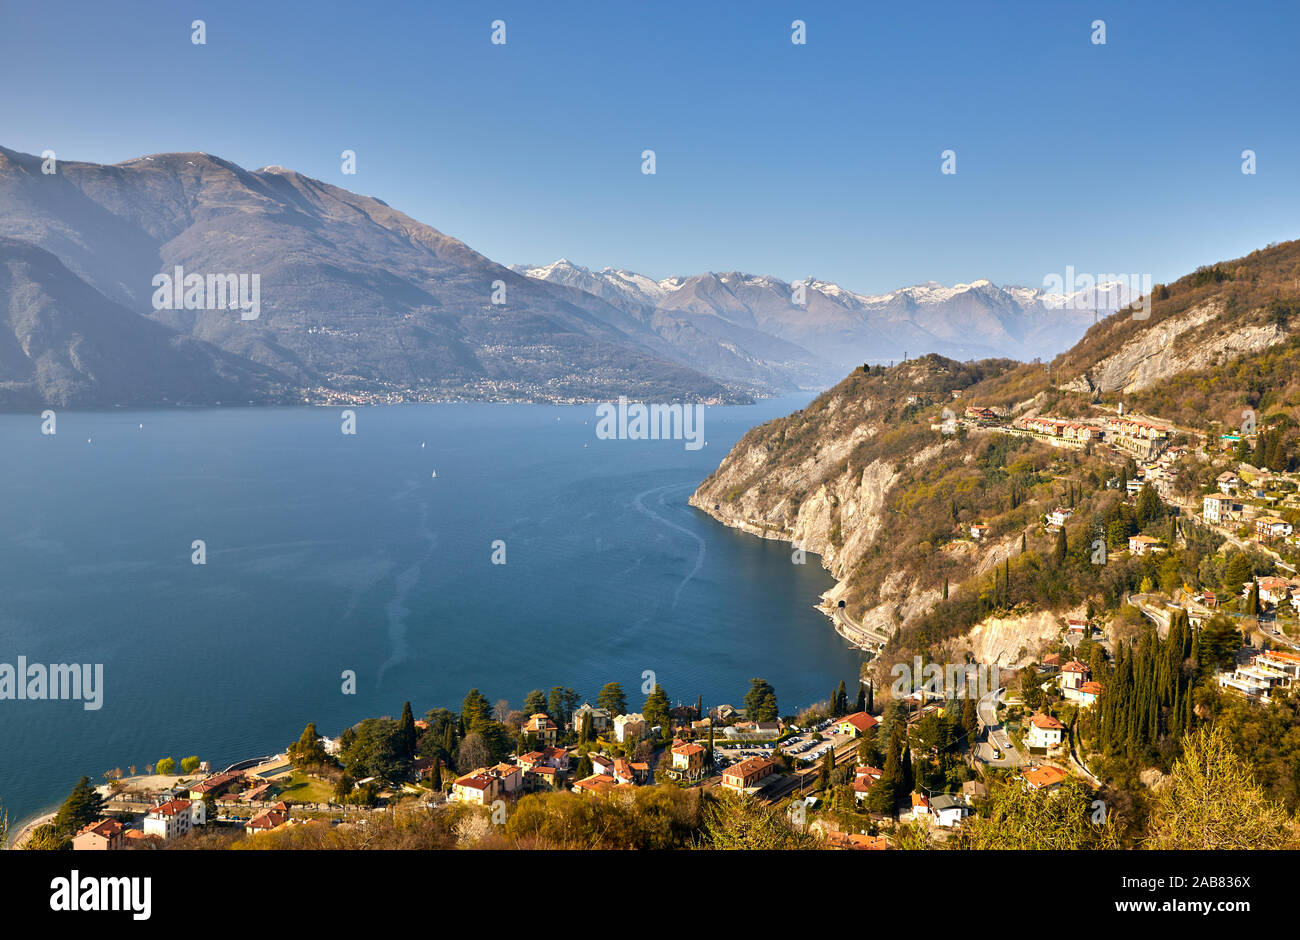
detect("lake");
top-left (0, 396), bottom-right (862, 827)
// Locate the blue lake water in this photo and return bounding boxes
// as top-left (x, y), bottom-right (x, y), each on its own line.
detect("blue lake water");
top-left (0, 396), bottom-right (862, 827)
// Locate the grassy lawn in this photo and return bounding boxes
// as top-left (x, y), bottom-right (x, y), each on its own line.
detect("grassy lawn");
top-left (274, 771), bottom-right (335, 804)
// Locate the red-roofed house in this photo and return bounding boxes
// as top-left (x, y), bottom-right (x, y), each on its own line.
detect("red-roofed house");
top-left (1072, 681), bottom-right (1103, 706)
top-left (143, 797), bottom-right (205, 840)
top-left (852, 766), bottom-right (883, 802)
top-left (669, 740), bottom-right (706, 781)
top-left (835, 712), bottom-right (879, 738)
top-left (521, 713), bottom-right (559, 747)
top-left (72, 818), bottom-right (126, 851)
top-left (1022, 765), bottom-right (1068, 791)
top-left (721, 756), bottom-right (775, 793)
top-left (1026, 713), bottom-right (1065, 750)
top-left (1060, 661), bottom-right (1090, 692)
top-left (245, 809), bottom-right (289, 835)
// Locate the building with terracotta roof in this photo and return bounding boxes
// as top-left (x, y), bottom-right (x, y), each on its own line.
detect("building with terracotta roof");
top-left (188, 770), bottom-right (243, 800)
top-left (1069, 680), bottom-right (1104, 706)
top-left (1256, 517), bottom-right (1293, 542)
top-left (851, 766), bottom-right (883, 802)
top-left (143, 797), bottom-right (205, 840)
top-left (1128, 534), bottom-right (1164, 556)
top-left (1022, 765), bottom-right (1069, 791)
top-left (1060, 661), bottom-right (1090, 692)
top-left (819, 828), bottom-right (889, 850)
top-left (835, 712), bottom-right (879, 737)
top-left (452, 771), bottom-right (499, 805)
top-left (1026, 713), bottom-right (1065, 750)
top-left (245, 808), bottom-right (289, 835)
top-left (72, 818), bottom-right (126, 851)
top-left (669, 740), bottom-right (706, 781)
top-left (571, 774), bottom-right (617, 796)
top-left (721, 755), bottom-right (776, 793)
top-left (613, 758), bottom-right (636, 785)
top-left (521, 713), bottom-right (559, 746)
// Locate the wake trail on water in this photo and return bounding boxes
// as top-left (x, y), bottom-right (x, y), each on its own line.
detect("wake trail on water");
top-left (632, 481), bottom-right (705, 610)
top-left (377, 484), bottom-right (439, 686)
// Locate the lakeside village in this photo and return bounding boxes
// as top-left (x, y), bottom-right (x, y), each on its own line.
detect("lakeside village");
top-left (24, 683), bottom-right (920, 852)
top-left (21, 401), bottom-right (1300, 851)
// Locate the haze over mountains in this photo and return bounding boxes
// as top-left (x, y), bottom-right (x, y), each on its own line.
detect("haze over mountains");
top-left (0, 144), bottom-right (1124, 409)
top-left (514, 259), bottom-right (1131, 376)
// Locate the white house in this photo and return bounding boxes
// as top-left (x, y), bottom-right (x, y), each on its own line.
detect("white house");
top-left (1128, 534), bottom-right (1163, 555)
top-left (930, 794), bottom-right (969, 827)
top-left (1026, 713), bottom-right (1065, 750)
top-left (1256, 517), bottom-right (1293, 542)
top-left (1060, 660), bottom-right (1090, 692)
top-left (1217, 471), bottom-right (1241, 494)
top-left (142, 797), bottom-right (205, 840)
top-left (1203, 494), bottom-right (1244, 525)
top-left (1046, 508), bottom-right (1074, 529)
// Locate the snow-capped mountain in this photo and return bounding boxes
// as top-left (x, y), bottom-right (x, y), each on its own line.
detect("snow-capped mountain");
top-left (512, 260), bottom-right (1137, 371)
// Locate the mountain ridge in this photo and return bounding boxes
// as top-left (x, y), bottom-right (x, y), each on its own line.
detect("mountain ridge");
top-left (513, 257), bottom-right (1133, 371)
top-left (690, 235), bottom-right (1300, 673)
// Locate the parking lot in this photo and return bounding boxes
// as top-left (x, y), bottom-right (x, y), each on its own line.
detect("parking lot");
top-left (712, 717), bottom-right (853, 771)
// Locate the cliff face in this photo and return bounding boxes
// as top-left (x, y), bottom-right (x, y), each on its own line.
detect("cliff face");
top-left (691, 237), bottom-right (1300, 670)
top-left (689, 355), bottom-right (1000, 642)
top-left (1061, 298), bottom-right (1288, 395)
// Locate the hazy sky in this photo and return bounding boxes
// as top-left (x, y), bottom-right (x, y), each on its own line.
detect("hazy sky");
top-left (2, 0), bottom-right (1296, 293)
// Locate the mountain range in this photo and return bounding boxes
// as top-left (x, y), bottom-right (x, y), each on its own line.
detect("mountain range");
top-left (513, 259), bottom-right (1130, 376)
top-left (0, 144), bottom-right (1128, 409)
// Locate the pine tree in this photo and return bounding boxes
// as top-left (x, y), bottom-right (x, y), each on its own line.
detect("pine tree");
top-left (54, 776), bottom-right (105, 836)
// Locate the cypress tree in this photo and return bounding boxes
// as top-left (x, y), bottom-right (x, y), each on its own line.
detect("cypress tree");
top-left (399, 701), bottom-right (417, 760)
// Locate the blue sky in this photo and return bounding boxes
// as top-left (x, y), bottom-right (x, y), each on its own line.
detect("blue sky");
top-left (2, 0), bottom-right (1297, 293)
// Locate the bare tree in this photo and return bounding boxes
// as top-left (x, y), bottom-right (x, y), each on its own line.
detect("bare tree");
top-left (493, 699), bottom-right (512, 723)
top-left (457, 732), bottom-right (490, 773)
